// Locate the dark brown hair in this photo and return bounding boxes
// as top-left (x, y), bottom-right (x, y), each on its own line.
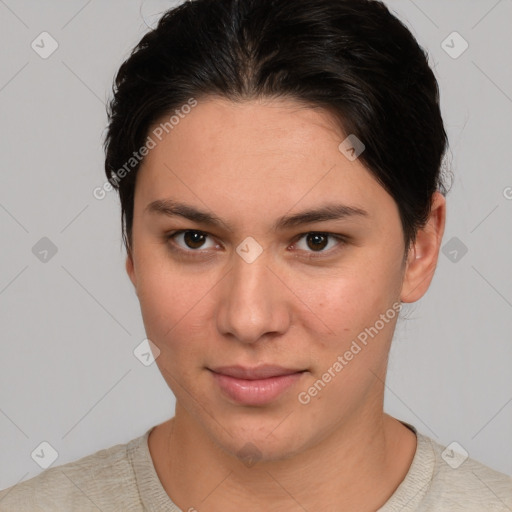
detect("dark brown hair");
top-left (104, 0), bottom-right (449, 256)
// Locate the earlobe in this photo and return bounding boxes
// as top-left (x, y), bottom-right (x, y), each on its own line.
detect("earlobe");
top-left (400, 191), bottom-right (446, 303)
top-left (125, 253), bottom-right (137, 293)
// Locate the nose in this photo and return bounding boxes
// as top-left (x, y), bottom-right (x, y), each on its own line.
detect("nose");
top-left (216, 249), bottom-right (291, 345)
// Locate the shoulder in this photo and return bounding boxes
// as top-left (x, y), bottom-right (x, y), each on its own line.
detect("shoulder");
top-left (382, 422), bottom-right (512, 512)
top-left (419, 433), bottom-right (512, 511)
top-left (0, 432), bottom-right (148, 512)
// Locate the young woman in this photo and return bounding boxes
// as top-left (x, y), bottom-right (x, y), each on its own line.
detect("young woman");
top-left (1, 0), bottom-right (511, 510)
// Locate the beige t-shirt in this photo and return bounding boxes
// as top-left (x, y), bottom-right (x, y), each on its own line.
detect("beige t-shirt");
top-left (0, 422), bottom-right (511, 511)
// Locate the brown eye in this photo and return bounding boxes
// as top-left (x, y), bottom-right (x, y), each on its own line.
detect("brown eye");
top-left (294, 232), bottom-right (346, 257)
top-left (167, 230), bottom-right (216, 252)
top-left (183, 230), bottom-right (207, 249)
top-left (305, 233), bottom-right (329, 251)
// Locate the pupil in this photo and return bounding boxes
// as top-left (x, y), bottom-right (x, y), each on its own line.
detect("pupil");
top-left (184, 231), bottom-right (205, 249)
top-left (307, 233), bottom-right (327, 251)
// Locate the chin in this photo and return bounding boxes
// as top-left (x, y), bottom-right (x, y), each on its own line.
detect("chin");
top-left (206, 414), bottom-right (311, 465)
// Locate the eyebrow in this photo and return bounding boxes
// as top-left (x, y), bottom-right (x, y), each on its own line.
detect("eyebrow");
top-left (144, 198), bottom-right (369, 231)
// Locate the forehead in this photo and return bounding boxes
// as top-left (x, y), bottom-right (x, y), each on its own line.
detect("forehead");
top-left (135, 97), bottom-right (396, 226)
top-left (149, 97), bottom-right (342, 160)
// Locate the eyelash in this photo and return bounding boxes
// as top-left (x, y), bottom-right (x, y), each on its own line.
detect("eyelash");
top-left (165, 230), bottom-right (347, 260)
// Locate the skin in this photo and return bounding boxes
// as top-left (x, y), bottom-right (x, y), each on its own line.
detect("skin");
top-left (126, 96), bottom-right (446, 511)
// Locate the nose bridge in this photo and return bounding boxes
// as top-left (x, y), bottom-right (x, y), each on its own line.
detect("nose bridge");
top-left (217, 247), bottom-right (289, 343)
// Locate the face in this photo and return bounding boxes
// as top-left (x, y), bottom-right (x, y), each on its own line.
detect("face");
top-left (126, 97), bottom-right (431, 462)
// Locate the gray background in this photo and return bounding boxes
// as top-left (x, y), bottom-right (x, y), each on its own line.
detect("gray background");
top-left (1, 0), bottom-right (511, 490)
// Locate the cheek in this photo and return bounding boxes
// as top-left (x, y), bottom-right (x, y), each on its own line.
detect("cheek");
top-left (296, 264), bottom-right (401, 412)
top-left (299, 251), bottom-right (403, 352)
top-left (134, 242), bottom-right (202, 320)
top-left (135, 264), bottom-right (191, 341)
top-left (315, 266), bottom-right (400, 320)
top-left (135, 262), bottom-right (219, 359)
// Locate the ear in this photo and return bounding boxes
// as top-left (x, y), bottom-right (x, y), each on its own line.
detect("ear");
top-left (126, 251), bottom-right (137, 294)
top-left (400, 191), bottom-right (446, 303)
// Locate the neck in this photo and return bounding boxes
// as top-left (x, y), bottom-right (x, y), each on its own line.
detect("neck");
top-left (150, 404), bottom-right (417, 511)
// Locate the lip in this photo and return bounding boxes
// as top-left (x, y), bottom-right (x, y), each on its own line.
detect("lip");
top-left (209, 365), bottom-right (306, 405)
top-left (210, 365), bottom-right (304, 379)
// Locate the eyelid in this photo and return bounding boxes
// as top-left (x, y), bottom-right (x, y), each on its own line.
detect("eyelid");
top-left (290, 232), bottom-right (347, 258)
top-left (166, 229), bottom-right (220, 253)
